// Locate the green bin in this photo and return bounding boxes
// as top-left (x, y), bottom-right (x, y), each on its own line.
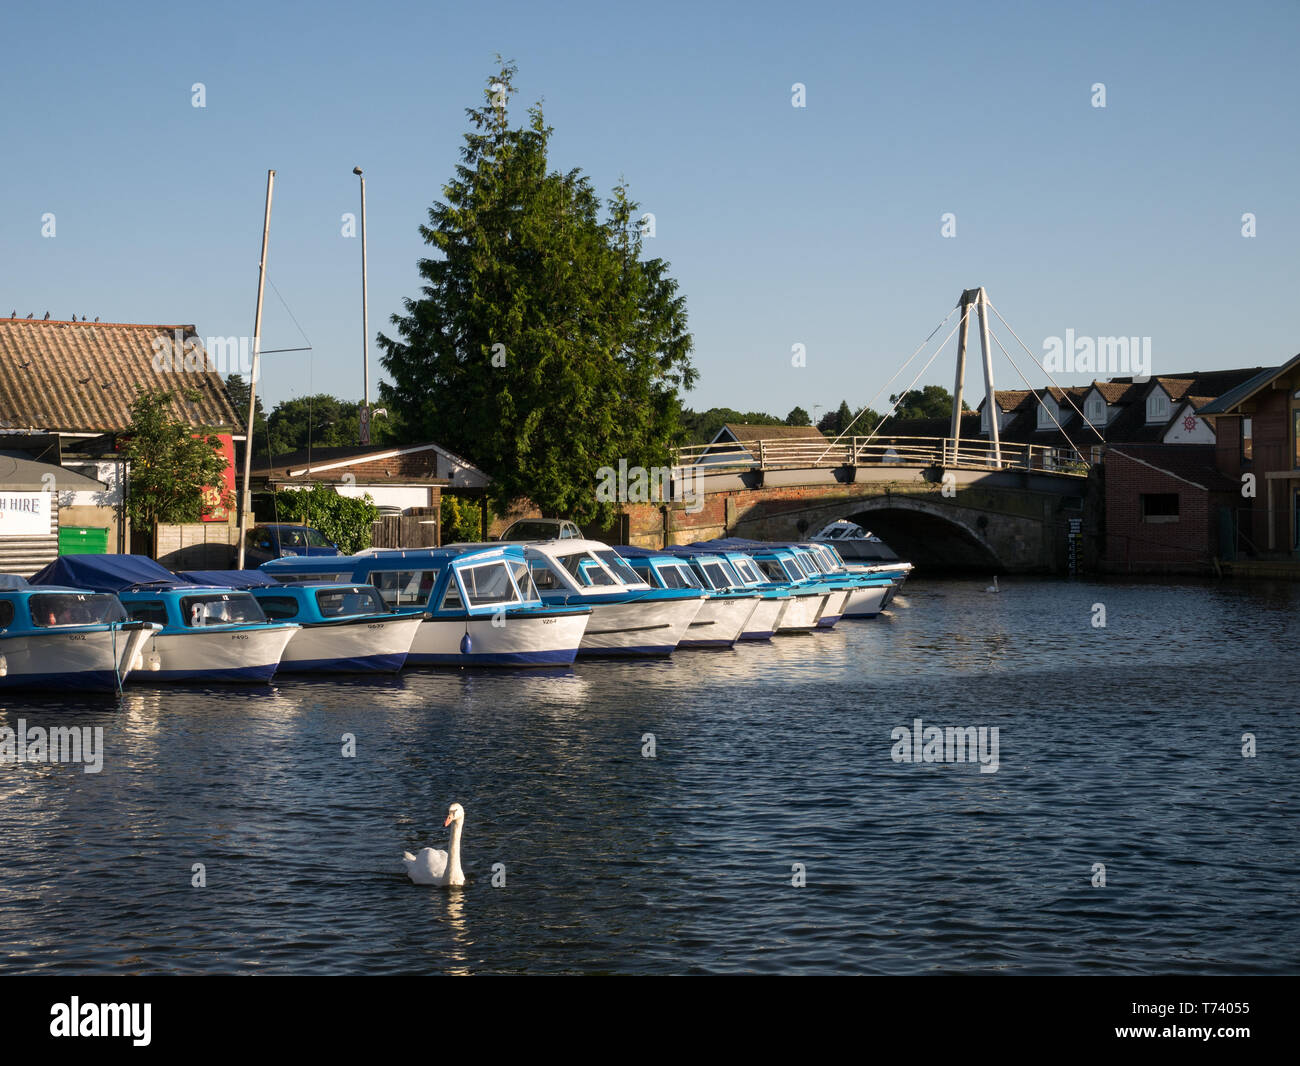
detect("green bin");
top-left (58, 526), bottom-right (109, 555)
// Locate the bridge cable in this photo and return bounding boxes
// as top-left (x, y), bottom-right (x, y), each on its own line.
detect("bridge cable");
top-left (814, 302), bottom-right (962, 464)
top-left (984, 323), bottom-right (1087, 459)
top-left (983, 298), bottom-right (1106, 445)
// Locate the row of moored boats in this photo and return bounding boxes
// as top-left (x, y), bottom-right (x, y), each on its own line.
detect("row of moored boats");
top-left (0, 537), bottom-right (912, 693)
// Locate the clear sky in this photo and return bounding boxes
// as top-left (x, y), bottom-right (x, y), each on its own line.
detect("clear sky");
top-left (2, 0), bottom-right (1297, 423)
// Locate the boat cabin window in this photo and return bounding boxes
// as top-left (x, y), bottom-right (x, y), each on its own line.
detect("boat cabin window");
top-left (731, 558), bottom-right (763, 584)
top-left (441, 580), bottom-right (463, 611)
top-left (30, 593), bottom-right (126, 627)
top-left (315, 586), bottom-right (386, 617)
top-left (702, 562), bottom-right (734, 589)
top-left (528, 558), bottom-right (567, 591)
top-left (179, 593), bottom-right (267, 627)
top-left (655, 563), bottom-right (690, 589)
top-left (557, 552), bottom-right (616, 587)
top-left (510, 562), bottom-right (539, 601)
top-left (459, 563), bottom-right (520, 606)
top-left (0, 600), bottom-right (14, 628)
top-left (367, 569), bottom-right (438, 607)
top-left (756, 559), bottom-right (789, 583)
top-left (127, 601), bottom-right (170, 626)
top-left (791, 554), bottom-right (820, 577)
top-left (673, 564), bottom-right (703, 589)
top-left (595, 551), bottom-right (643, 586)
top-left (258, 596), bottom-right (301, 620)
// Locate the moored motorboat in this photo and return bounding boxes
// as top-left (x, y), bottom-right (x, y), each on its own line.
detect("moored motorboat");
top-left (261, 544), bottom-right (592, 667)
top-left (30, 556), bottom-right (298, 683)
top-left (179, 571), bottom-right (423, 674)
top-left (613, 546), bottom-right (759, 648)
top-left (0, 580), bottom-right (159, 692)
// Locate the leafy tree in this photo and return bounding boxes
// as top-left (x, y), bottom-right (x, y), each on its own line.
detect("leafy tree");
top-left (679, 406), bottom-right (783, 445)
top-left (377, 61), bottom-right (696, 525)
top-left (269, 483), bottom-right (378, 554)
top-left (123, 387), bottom-right (233, 536)
top-left (784, 406), bottom-right (810, 426)
top-left (262, 394), bottom-right (404, 458)
top-left (224, 373), bottom-right (266, 451)
top-left (887, 385), bottom-right (969, 422)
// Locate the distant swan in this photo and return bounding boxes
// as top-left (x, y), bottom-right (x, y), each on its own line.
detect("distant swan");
top-left (404, 802), bottom-right (467, 886)
top-left (985, 576), bottom-right (1000, 593)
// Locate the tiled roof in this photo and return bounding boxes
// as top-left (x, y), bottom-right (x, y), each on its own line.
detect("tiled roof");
top-left (0, 319), bottom-right (240, 433)
top-left (721, 423), bottom-right (830, 443)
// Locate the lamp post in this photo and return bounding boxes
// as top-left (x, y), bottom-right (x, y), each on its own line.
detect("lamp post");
top-left (354, 166), bottom-right (371, 445)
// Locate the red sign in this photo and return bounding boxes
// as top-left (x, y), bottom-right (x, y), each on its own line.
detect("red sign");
top-left (201, 433), bottom-right (236, 522)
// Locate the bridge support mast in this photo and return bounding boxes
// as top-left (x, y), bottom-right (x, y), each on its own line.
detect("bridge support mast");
top-left (949, 287), bottom-right (1001, 468)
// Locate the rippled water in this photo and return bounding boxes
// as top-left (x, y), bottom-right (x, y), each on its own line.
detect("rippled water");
top-left (2, 577), bottom-right (1297, 974)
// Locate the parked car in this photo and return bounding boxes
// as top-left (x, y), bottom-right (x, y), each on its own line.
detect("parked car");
top-left (244, 524), bottom-right (341, 567)
top-left (497, 518), bottom-right (583, 542)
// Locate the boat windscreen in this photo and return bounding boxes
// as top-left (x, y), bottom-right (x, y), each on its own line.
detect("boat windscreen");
top-left (315, 586), bottom-right (387, 617)
top-left (367, 568), bottom-right (439, 606)
top-left (558, 552), bottom-right (617, 587)
top-left (459, 562), bottom-right (521, 606)
top-left (596, 551), bottom-right (643, 586)
top-left (29, 593), bottom-right (126, 627)
top-left (179, 593), bottom-right (268, 627)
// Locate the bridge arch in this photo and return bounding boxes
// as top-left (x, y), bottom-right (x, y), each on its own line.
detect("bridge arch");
top-left (839, 496), bottom-right (1003, 573)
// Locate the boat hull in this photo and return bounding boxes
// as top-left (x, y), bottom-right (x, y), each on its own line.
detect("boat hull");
top-left (679, 594), bottom-right (758, 649)
top-left (278, 614), bottom-right (423, 673)
top-left (407, 611), bottom-right (589, 667)
top-left (774, 592), bottom-right (825, 633)
top-left (0, 624), bottom-right (155, 693)
top-left (839, 583), bottom-right (891, 618)
top-left (130, 626), bottom-right (299, 683)
top-left (738, 595), bottom-right (785, 640)
top-left (575, 596), bottom-right (703, 656)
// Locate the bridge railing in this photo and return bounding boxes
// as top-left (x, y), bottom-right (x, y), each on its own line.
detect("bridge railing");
top-left (674, 436), bottom-right (1089, 477)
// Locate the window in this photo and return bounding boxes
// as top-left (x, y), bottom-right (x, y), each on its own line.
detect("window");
top-left (314, 587), bottom-right (385, 617)
top-left (459, 563), bottom-right (520, 606)
top-left (1140, 493), bottom-right (1180, 524)
top-left (528, 559), bottom-right (566, 591)
top-left (180, 594), bottom-right (267, 626)
top-left (557, 552), bottom-right (616, 587)
top-left (128, 601), bottom-right (170, 625)
top-left (0, 600), bottom-right (14, 628)
top-left (510, 562), bottom-right (539, 601)
top-left (441, 580), bottom-right (463, 611)
top-left (31, 593), bottom-right (126, 627)
top-left (1241, 417), bottom-right (1253, 462)
top-left (595, 551), bottom-right (643, 586)
top-left (703, 562), bottom-right (733, 589)
top-left (367, 569), bottom-right (437, 607)
top-left (1146, 390), bottom-right (1170, 423)
top-left (1086, 397), bottom-right (1105, 425)
top-left (1037, 397), bottom-right (1058, 430)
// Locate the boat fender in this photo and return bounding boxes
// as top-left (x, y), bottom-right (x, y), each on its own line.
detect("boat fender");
top-left (460, 632), bottom-right (472, 654)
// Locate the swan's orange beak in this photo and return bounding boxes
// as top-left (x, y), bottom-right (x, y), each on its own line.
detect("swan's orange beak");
top-left (443, 814), bottom-right (453, 827)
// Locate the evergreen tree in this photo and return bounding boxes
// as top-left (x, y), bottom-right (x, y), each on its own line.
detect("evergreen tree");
top-left (784, 406), bottom-right (810, 426)
top-left (378, 62), bottom-right (696, 524)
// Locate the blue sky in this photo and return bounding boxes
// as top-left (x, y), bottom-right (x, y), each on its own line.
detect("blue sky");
top-left (3, 0), bottom-right (1297, 423)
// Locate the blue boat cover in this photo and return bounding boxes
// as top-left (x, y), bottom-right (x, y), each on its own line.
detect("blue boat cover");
top-left (29, 554), bottom-right (186, 592)
top-left (176, 570), bottom-right (278, 589)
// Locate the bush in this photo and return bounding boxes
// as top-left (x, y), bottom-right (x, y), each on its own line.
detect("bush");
top-left (270, 484), bottom-right (379, 554)
top-left (440, 494), bottom-right (490, 543)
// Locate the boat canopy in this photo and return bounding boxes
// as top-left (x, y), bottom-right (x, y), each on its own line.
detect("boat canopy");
top-left (30, 554), bottom-right (188, 593)
top-left (176, 570), bottom-right (279, 589)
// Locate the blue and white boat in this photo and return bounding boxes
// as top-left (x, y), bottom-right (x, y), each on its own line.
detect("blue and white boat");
top-left (689, 540), bottom-right (860, 628)
top-left (519, 539), bottom-right (705, 657)
top-left (261, 545), bottom-right (592, 667)
top-left (0, 578), bottom-right (159, 692)
top-left (670, 545), bottom-right (826, 634)
top-left (613, 546), bottom-right (759, 648)
top-left (180, 571), bottom-right (424, 674)
top-left (795, 542), bottom-right (898, 616)
top-left (30, 556), bottom-right (299, 683)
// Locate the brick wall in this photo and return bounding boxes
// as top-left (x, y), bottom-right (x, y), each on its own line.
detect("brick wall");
top-left (1103, 452), bottom-right (1214, 572)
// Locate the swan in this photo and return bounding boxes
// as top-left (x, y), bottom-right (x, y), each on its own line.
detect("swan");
top-left (403, 802), bottom-right (467, 886)
top-left (985, 576), bottom-right (1000, 593)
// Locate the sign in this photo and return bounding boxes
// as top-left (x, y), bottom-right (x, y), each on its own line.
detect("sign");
top-left (201, 434), bottom-right (236, 522)
top-left (1067, 517), bottom-right (1083, 577)
top-left (0, 492), bottom-right (52, 537)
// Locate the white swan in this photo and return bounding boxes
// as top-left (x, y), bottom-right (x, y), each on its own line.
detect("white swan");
top-left (985, 576), bottom-right (1000, 593)
top-left (403, 802), bottom-right (467, 886)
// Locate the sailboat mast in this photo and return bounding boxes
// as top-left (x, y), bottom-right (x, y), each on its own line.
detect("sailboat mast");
top-left (236, 168), bottom-right (275, 570)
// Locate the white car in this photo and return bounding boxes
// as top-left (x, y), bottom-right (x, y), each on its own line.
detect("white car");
top-left (498, 518), bottom-right (583, 541)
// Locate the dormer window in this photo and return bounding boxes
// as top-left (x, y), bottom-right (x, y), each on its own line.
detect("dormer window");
top-left (1146, 389), bottom-right (1170, 423)
top-left (1037, 396), bottom-right (1058, 430)
top-left (1085, 395), bottom-right (1106, 425)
